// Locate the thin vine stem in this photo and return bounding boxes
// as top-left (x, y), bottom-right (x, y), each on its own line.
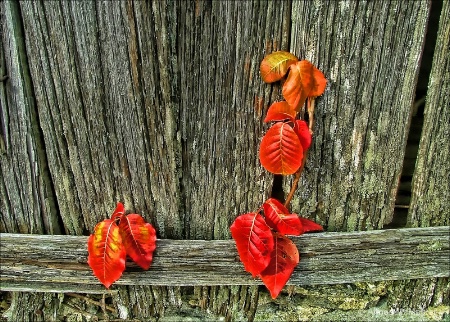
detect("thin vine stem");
top-left (308, 98), bottom-right (315, 134)
top-left (284, 150), bottom-right (309, 209)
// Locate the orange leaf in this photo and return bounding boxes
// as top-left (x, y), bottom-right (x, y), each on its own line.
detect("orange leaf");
top-left (294, 120), bottom-right (312, 151)
top-left (260, 51), bottom-right (298, 83)
top-left (119, 214), bottom-right (157, 270)
top-left (87, 219), bottom-right (126, 288)
top-left (259, 233), bottom-right (300, 299)
top-left (282, 60), bottom-right (314, 112)
top-left (263, 198), bottom-right (303, 236)
top-left (259, 122), bottom-right (303, 175)
top-left (308, 64), bottom-right (327, 97)
top-left (264, 101), bottom-right (297, 123)
top-left (230, 213), bottom-right (274, 277)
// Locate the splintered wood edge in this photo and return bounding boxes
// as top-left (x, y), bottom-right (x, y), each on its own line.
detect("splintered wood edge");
top-left (0, 226), bottom-right (449, 294)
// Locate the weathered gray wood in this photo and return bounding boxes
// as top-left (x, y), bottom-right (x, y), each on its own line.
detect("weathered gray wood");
top-left (408, 0), bottom-right (450, 228)
top-left (0, 0), bottom-right (58, 235)
top-left (16, 0), bottom-right (289, 241)
top-left (1, 227), bottom-right (448, 293)
top-left (2, 0), bottom-right (445, 321)
top-left (387, 2), bottom-right (450, 313)
top-left (18, 0), bottom-right (185, 238)
top-left (287, 1), bottom-right (430, 232)
top-left (177, 0), bottom-right (290, 240)
top-left (11, 1), bottom-right (290, 320)
top-left (1, 3), bottom-right (65, 320)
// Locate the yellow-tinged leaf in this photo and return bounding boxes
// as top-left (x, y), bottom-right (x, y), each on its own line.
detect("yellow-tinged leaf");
top-left (260, 51), bottom-right (298, 83)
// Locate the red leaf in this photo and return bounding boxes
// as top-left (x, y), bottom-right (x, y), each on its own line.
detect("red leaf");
top-left (259, 122), bottom-right (303, 175)
top-left (119, 214), bottom-right (157, 270)
top-left (87, 219), bottom-right (126, 288)
top-left (263, 198), bottom-right (303, 236)
top-left (260, 51), bottom-right (298, 83)
top-left (264, 101), bottom-right (297, 123)
top-left (282, 60), bottom-right (314, 111)
top-left (299, 217), bottom-right (324, 233)
top-left (230, 213), bottom-right (274, 277)
top-left (111, 202), bottom-right (125, 220)
top-left (259, 233), bottom-right (300, 299)
top-left (294, 120), bottom-right (312, 151)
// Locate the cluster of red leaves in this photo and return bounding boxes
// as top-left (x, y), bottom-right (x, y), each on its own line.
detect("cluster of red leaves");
top-left (259, 51), bottom-right (326, 175)
top-left (231, 51), bottom-right (327, 299)
top-left (87, 202), bottom-right (156, 288)
top-left (230, 199), bottom-right (323, 299)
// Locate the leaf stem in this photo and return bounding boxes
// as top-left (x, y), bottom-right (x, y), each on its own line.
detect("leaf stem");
top-left (307, 98), bottom-right (315, 134)
top-left (284, 150), bottom-right (308, 209)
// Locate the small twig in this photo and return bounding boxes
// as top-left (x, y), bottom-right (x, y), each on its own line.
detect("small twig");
top-left (0, 75), bottom-right (8, 82)
top-left (284, 150), bottom-right (309, 209)
top-left (307, 98), bottom-right (315, 134)
top-left (101, 293), bottom-right (107, 319)
top-left (66, 293), bottom-right (116, 313)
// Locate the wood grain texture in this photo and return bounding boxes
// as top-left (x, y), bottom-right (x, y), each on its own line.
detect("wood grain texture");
top-left (0, 0), bottom-right (58, 235)
top-left (2, 0), bottom-right (446, 320)
top-left (286, 1), bottom-right (430, 232)
top-left (13, 1), bottom-right (291, 320)
top-left (17, 0), bottom-right (291, 241)
top-left (1, 227), bottom-right (448, 293)
top-left (389, 3), bottom-right (450, 312)
top-left (177, 0), bottom-right (291, 240)
top-left (18, 0), bottom-right (183, 238)
top-left (1, 4), bottom-right (64, 320)
top-left (408, 0), bottom-right (449, 228)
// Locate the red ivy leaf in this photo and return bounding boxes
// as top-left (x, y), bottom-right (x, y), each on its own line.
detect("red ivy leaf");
top-left (260, 51), bottom-right (298, 83)
top-left (259, 122), bottom-right (303, 175)
top-left (111, 202), bottom-right (125, 220)
top-left (294, 120), bottom-right (312, 151)
top-left (87, 219), bottom-right (126, 288)
top-left (299, 217), bottom-right (324, 233)
top-left (230, 213), bottom-right (274, 277)
top-left (119, 214), bottom-right (157, 270)
top-left (259, 233), bottom-right (300, 299)
top-left (264, 101), bottom-right (297, 123)
top-left (263, 198), bottom-right (303, 236)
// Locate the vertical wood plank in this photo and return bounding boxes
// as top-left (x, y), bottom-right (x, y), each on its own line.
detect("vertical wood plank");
top-left (408, 0), bottom-right (449, 228)
top-left (19, 0), bottom-right (183, 238)
top-left (178, 0), bottom-right (291, 240)
top-left (1, 2), bottom-right (63, 321)
top-left (394, 0), bottom-right (450, 312)
top-left (0, 0), bottom-right (59, 235)
top-left (288, 1), bottom-right (430, 231)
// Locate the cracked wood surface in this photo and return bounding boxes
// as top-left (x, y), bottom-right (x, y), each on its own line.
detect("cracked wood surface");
top-left (1, 226), bottom-right (448, 294)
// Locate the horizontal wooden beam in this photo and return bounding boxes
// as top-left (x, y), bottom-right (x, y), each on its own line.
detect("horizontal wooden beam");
top-left (1, 227), bottom-right (449, 294)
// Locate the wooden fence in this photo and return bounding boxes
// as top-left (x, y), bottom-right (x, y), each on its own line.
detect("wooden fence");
top-left (1, 0), bottom-right (449, 321)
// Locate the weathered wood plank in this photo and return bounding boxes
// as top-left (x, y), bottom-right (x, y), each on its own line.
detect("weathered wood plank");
top-left (408, 0), bottom-right (450, 228)
top-left (177, 0), bottom-right (290, 240)
top-left (389, 2), bottom-right (450, 312)
top-left (0, 0), bottom-right (59, 235)
top-left (1, 226), bottom-right (448, 293)
top-left (14, 1), bottom-right (290, 319)
top-left (287, 1), bottom-right (430, 232)
top-left (18, 0), bottom-right (184, 238)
